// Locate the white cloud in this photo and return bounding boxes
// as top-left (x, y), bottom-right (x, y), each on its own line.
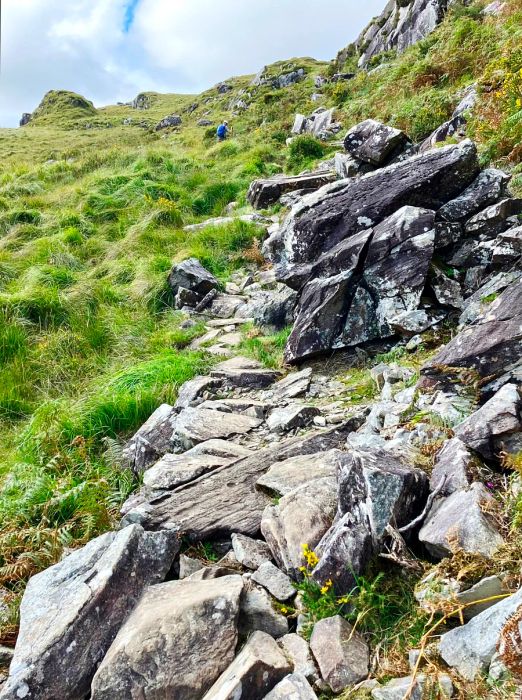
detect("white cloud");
top-left (0, 0), bottom-right (385, 127)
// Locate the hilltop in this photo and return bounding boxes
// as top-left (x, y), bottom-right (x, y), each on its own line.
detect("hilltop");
top-left (0, 1), bottom-right (521, 698)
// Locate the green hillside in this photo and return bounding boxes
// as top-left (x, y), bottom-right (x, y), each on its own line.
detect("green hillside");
top-left (0, 0), bottom-right (521, 677)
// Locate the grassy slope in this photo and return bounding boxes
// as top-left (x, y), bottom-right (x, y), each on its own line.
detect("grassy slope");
top-left (0, 2), bottom-right (521, 674)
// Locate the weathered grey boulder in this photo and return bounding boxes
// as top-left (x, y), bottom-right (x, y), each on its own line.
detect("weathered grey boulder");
top-left (155, 113), bottom-right (182, 130)
top-left (313, 449), bottom-right (429, 591)
top-left (123, 422), bottom-right (362, 539)
top-left (454, 383), bottom-right (520, 459)
top-left (334, 152), bottom-right (373, 179)
top-left (422, 278), bottom-right (522, 383)
top-left (419, 482), bottom-right (504, 559)
top-left (179, 553), bottom-right (205, 579)
top-left (430, 267), bottom-right (464, 309)
top-left (430, 438), bottom-right (476, 495)
top-left (174, 375), bottom-right (222, 410)
top-left (122, 403), bottom-right (177, 473)
top-left (0, 526), bottom-right (178, 700)
top-left (232, 533), bottom-right (273, 570)
top-left (465, 198), bottom-right (522, 237)
top-left (90, 576), bottom-right (243, 699)
top-left (371, 673), bottom-right (453, 699)
top-left (202, 631), bottom-right (291, 699)
top-left (184, 438), bottom-right (252, 460)
top-left (277, 635), bottom-right (318, 684)
top-left (267, 405), bottom-right (320, 433)
top-left (492, 225), bottom-right (522, 264)
top-left (273, 68), bottom-right (305, 89)
top-left (284, 205), bottom-right (437, 362)
top-left (273, 140), bottom-right (478, 273)
top-left (257, 450), bottom-right (340, 496)
top-left (438, 168), bottom-right (510, 222)
top-left (168, 257), bottom-right (218, 299)
top-left (418, 114), bottom-right (466, 153)
top-left (261, 477), bottom-right (337, 578)
top-left (310, 616), bottom-right (369, 692)
top-left (211, 366), bottom-right (282, 389)
top-left (171, 406), bottom-right (263, 451)
top-left (142, 452), bottom-right (233, 491)
top-left (252, 562), bottom-right (295, 602)
top-left (238, 286), bottom-right (297, 329)
top-left (264, 674), bottom-right (318, 699)
top-left (344, 119), bottom-right (409, 165)
top-left (272, 368), bottom-right (313, 400)
top-left (239, 583), bottom-right (289, 638)
top-left (247, 171), bottom-right (336, 210)
top-left (439, 587), bottom-right (522, 680)
top-left (19, 113), bottom-right (32, 127)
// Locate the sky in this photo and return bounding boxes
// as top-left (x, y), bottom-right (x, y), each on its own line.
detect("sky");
top-left (0, 0), bottom-right (385, 128)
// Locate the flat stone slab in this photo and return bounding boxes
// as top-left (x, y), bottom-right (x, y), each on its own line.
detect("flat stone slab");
top-left (211, 367), bottom-right (282, 389)
top-left (143, 453), bottom-right (233, 491)
top-left (172, 407), bottom-right (263, 451)
top-left (251, 561), bottom-right (295, 602)
top-left (257, 449), bottom-right (341, 496)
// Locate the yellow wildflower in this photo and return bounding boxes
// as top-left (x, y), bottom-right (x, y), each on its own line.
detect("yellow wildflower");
top-left (320, 579), bottom-right (333, 595)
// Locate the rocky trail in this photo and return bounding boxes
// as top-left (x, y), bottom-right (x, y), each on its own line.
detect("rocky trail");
top-left (2, 109), bottom-right (522, 700)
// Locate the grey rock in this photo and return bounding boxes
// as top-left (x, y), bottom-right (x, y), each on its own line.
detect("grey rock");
top-left (454, 383), bottom-right (520, 459)
top-left (202, 631), bottom-right (291, 699)
top-left (168, 257), bottom-right (218, 298)
top-left (272, 369), bottom-right (313, 400)
top-left (272, 140), bottom-right (478, 275)
top-left (438, 168), bottom-right (510, 222)
top-left (124, 422), bottom-right (361, 539)
top-left (0, 525), bottom-right (178, 700)
top-left (239, 583), bottom-right (289, 639)
top-left (214, 355), bottom-right (263, 370)
top-left (334, 152), bottom-right (374, 179)
top-left (143, 452), bottom-right (232, 491)
top-left (122, 403), bottom-right (177, 473)
top-left (430, 267), bottom-right (464, 309)
top-left (439, 587), bottom-right (522, 680)
top-left (184, 439), bottom-right (252, 460)
top-left (418, 115), bottom-right (467, 153)
top-left (175, 375), bottom-right (223, 410)
top-left (284, 205), bottom-right (438, 362)
top-left (465, 198), bottom-right (522, 237)
top-left (188, 565), bottom-right (240, 581)
top-left (492, 225), bottom-right (522, 265)
top-left (179, 553), bottom-right (205, 579)
top-left (313, 449), bottom-right (429, 591)
top-left (238, 286), bottom-right (297, 329)
top-left (91, 576), bottom-right (243, 699)
top-left (453, 84), bottom-right (478, 117)
top-left (419, 482), bottom-right (504, 559)
top-left (430, 437), bottom-right (476, 495)
top-left (272, 68), bottom-right (305, 90)
top-left (208, 293), bottom-right (247, 319)
top-left (211, 366), bottom-right (282, 389)
top-left (278, 635), bottom-right (318, 684)
top-left (0, 648), bottom-right (13, 668)
top-left (198, 397), bottom-right (270, 420)
top-left (216, 82), bottom-right (232, 93)
top-left (422, 277), bottom-right (522, 383)
top-left (19, 113), bottom-right (32, 127)
top-left (247, 171), bottom-right (336, 210)
top-left (198, 119), bottom-right (213, 126)
top-left (371, 673), bottom-right (453, 699)
top-left (344, 119), bottom-right (409, 166)
top-left (252, 562), bottom-right (295, 602)
top-left (175, 286), bottom-right (203, 309)
top-left (264, 674), bottom-right (318, 699)
top-left (155, 113), bottom-right (182, 130)
top-left (267, 405), bottom-right (320, 433)
top-left (261, 477), bottom-right (337, 579)
top-left (310, 616), bottom-right (369, 692)
top-left (232, 533), bottom-right (273, 570)
top-left (172, 406), bottom-right (263, 451)
top-left (257, 450), bottom-right (341, 496)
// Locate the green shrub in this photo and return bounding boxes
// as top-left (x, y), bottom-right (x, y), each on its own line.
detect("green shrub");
top-left (287, 135), bottom-right (325, 171)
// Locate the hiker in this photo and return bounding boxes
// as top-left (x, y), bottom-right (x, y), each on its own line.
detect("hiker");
top-left (216, 120), bottom-right (229, 141)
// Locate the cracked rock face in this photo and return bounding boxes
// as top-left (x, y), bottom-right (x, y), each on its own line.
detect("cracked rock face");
top-left (0, 525), bottom-right (179, 700)
top-left (91, 576), bottom-right (244, 699)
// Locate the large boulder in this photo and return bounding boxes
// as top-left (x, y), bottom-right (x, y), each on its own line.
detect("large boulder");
top-left (439, 587), bottom-right (522, 680)
top-left (91, 576), bottom-right (243, 699)
top-left (171, 406), bottom-right (263, 451)
top-left (437, 168), bottom-right (510, 222)
top-left (454, 383), bottom-right (521, 459)
top-left (261, 477), bottom-right (338, 579)
top-left (168, 258), bottom-right (218, 299)
top-left (264, 674), bottom-right (318, 699)
top-left (313, 449), bottom-right (429, 591)
top-left (247, 171), bottom-right (336, 210)
top-left (422, 278), bottom-right (522, 384)
top-left (284, 205), bottom-right (436, 362)
top-left (419, 482), bottom-right (504, 559)
top-left (0, 525), bottom-right (178, 700)
top-left (155, 113), bottom-right (182, 130)
top-left (202, 631), bottom-right (291, 699)
top-left (271, 140), bottom-right (478, 272)
top-left (122, 403), bottom-right (177, 473)
top-left (344, 119), bottom-right (409, 165)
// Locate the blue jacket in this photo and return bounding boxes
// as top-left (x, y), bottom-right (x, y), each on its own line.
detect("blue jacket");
top-left (217, 124), bottom-right (227, 138)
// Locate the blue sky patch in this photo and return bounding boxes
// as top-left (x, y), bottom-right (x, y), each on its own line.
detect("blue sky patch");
top-left (123, 0), bottom-right (140, 32)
